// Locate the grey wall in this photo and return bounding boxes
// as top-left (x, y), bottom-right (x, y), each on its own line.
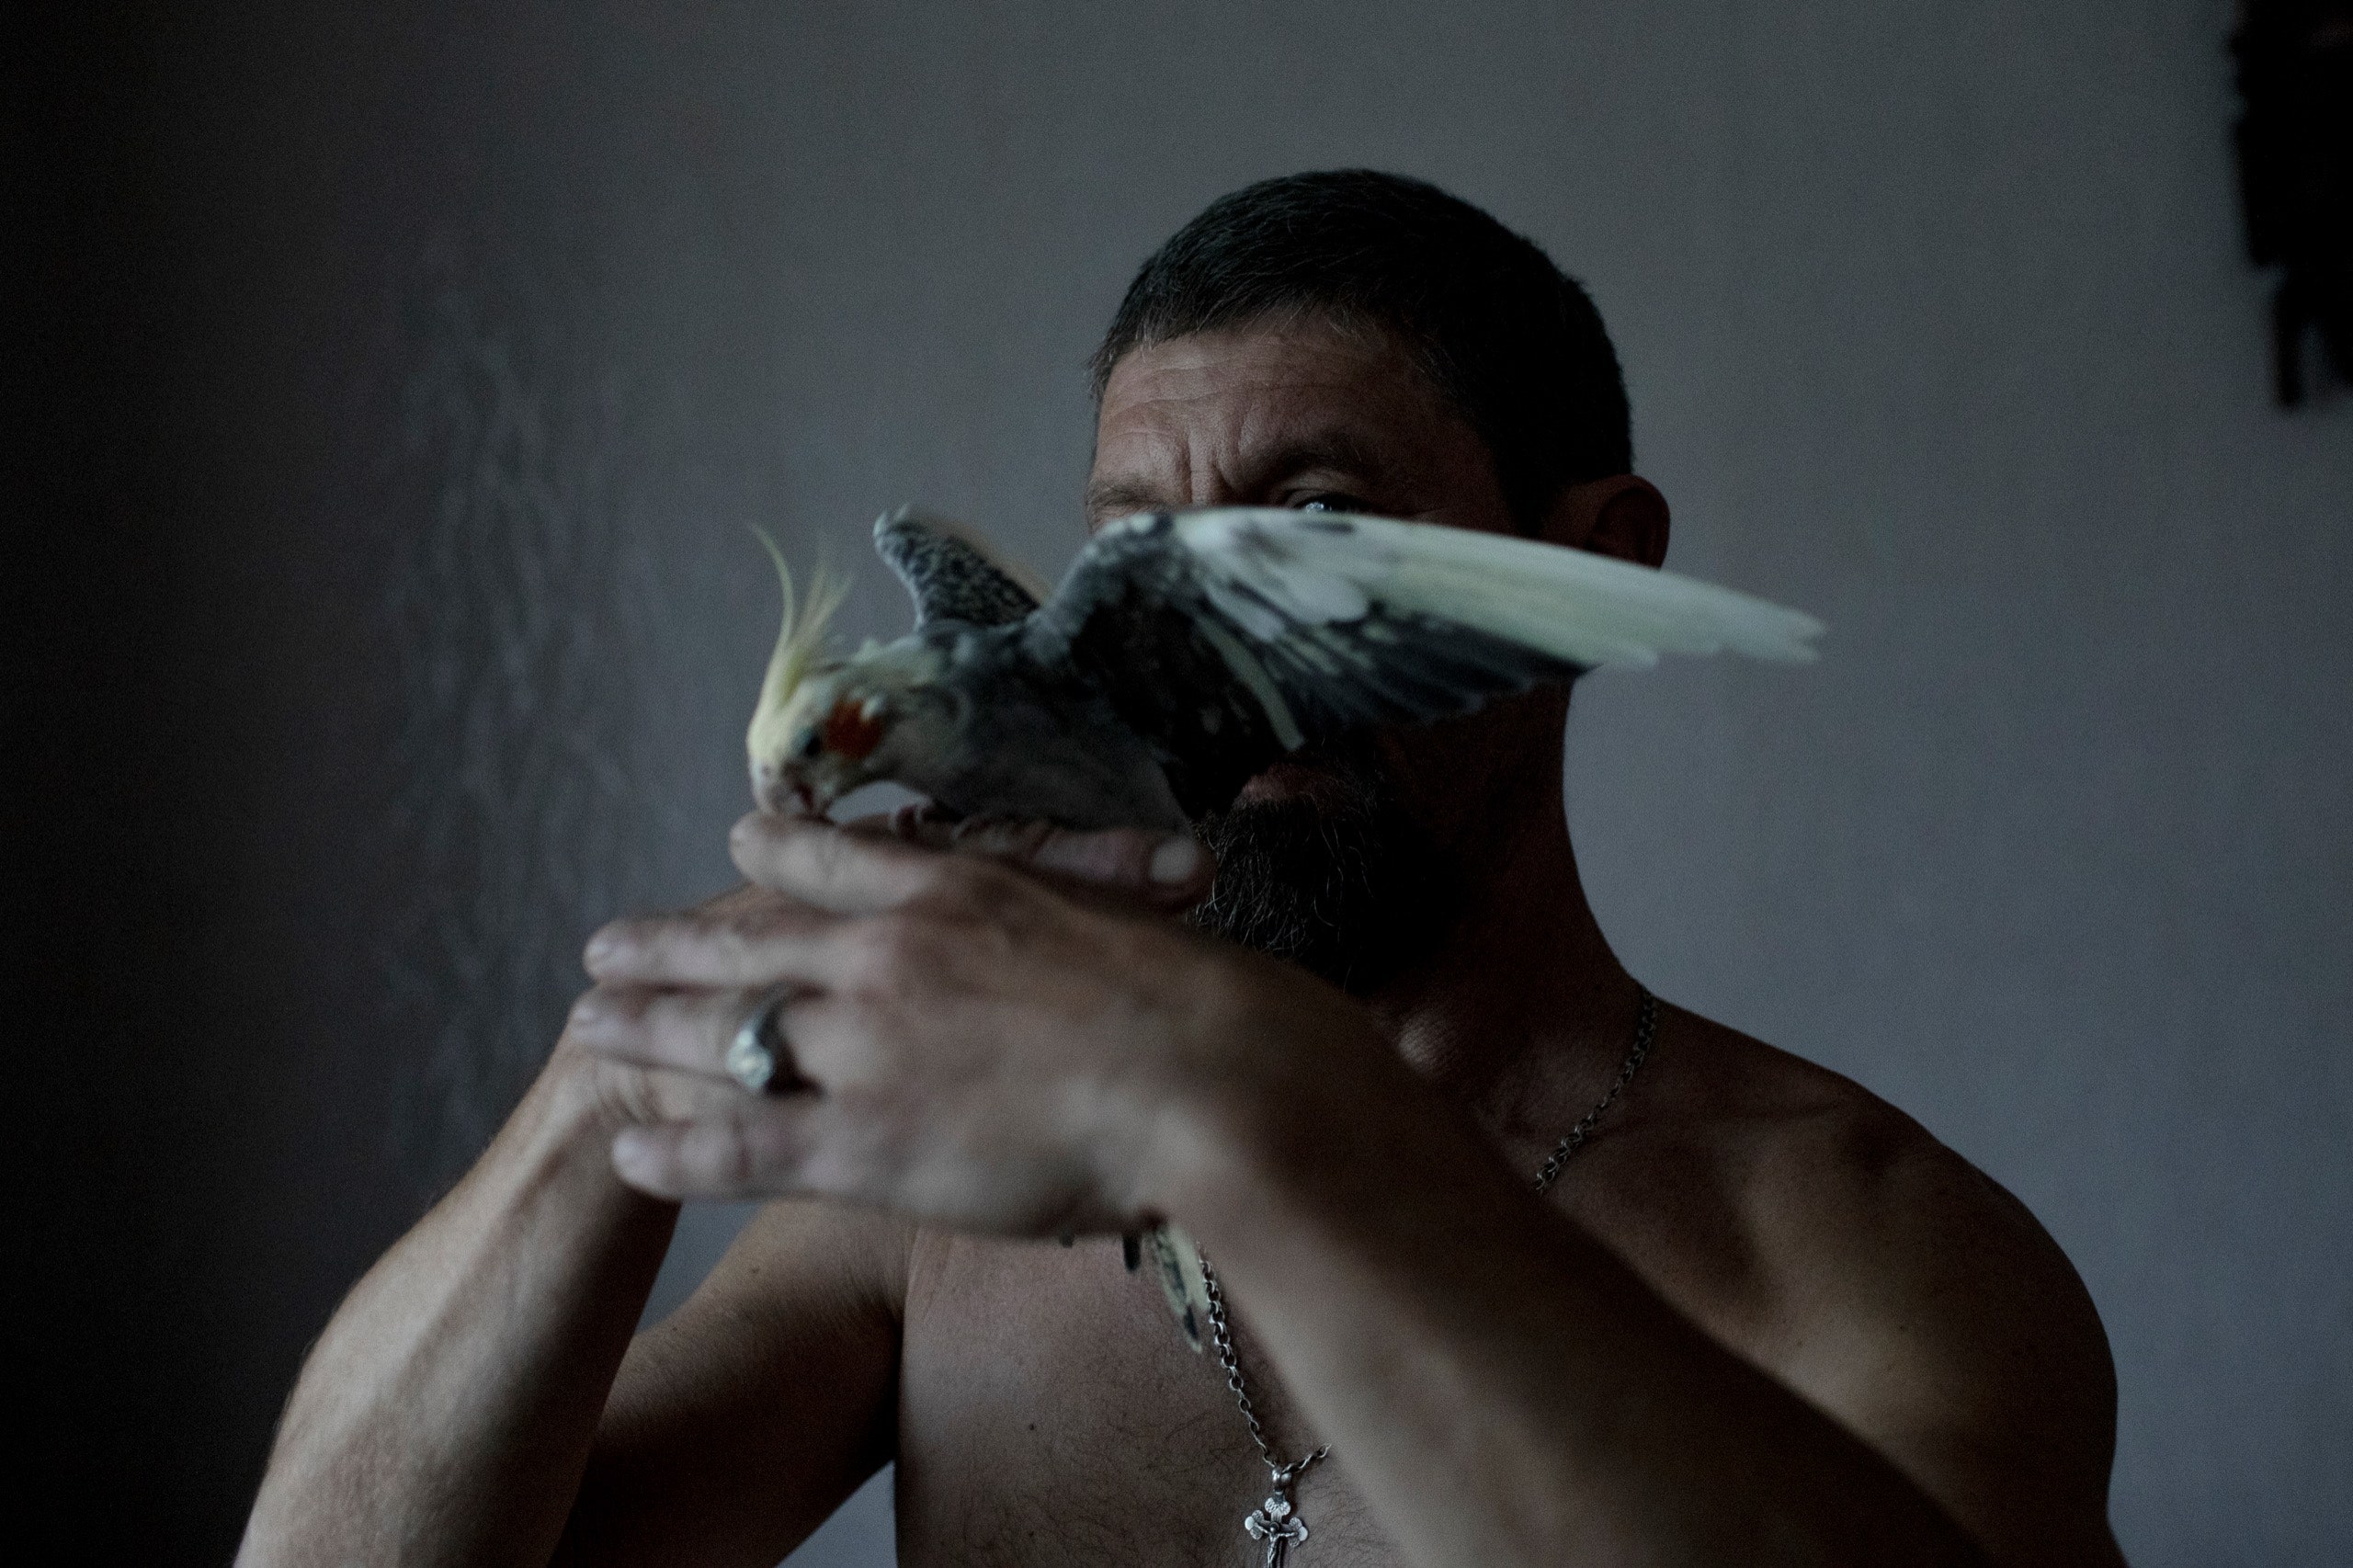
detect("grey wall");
top-left (9, 3), bottom-right (2347, 1564)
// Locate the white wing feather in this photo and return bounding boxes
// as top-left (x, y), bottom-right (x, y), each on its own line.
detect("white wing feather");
top-left (1170, 508), bottom-right (1823, 669)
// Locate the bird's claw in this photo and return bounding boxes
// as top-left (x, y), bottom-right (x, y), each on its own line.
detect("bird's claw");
top-left (886, 800), bottom-right (960, 840)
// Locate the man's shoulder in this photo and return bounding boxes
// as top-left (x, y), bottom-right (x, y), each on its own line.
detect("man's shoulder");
top-left (1654, 1012), bottom-right (2093, 1338)
top-left (1631, 1007), bottom-right (2122, 1564)
top-left (1601, 1011), bottom-right (1984, 1290)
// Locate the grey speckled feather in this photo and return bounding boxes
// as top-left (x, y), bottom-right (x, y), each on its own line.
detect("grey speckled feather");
top-left (874, 506), bottom-right (1051, 630)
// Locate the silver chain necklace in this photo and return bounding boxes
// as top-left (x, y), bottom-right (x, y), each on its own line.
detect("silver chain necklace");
top-left (1198, 986), bottom-right (1658, 1567)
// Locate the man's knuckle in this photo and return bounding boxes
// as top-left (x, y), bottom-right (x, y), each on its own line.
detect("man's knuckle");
top-left (832, 922), bottom-right (889, 983)
top-left (720, 907), bottom-right (772, 954)
top-left (930, 856), bottom-right (1015, 912)
top-left (863, 913), bottom-right (932, 971)
top-left (715, 1111), bottom-right (778, 1189)
top-left (582, 1057), bottom-right (658, 1126)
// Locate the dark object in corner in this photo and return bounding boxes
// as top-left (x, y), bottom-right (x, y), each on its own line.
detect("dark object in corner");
top-left (2234, 1), bottom-right (2353, 405)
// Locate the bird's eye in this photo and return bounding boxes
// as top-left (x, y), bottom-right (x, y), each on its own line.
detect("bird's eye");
top-left (821, 696), bottom-right (888, 761)
top-left (795, 729), bottom-right (824, 761)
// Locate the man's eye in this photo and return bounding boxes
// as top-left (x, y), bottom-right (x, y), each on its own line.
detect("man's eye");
top-left (1297, 494), bottom-right (1367, 514)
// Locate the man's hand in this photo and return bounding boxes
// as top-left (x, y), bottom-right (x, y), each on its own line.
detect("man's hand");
top-left (564, 812), bottom-right (1361, 1235)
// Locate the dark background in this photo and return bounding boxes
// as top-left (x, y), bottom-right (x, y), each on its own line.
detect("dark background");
top-left (7, 4), bottom-right (2348, 1563)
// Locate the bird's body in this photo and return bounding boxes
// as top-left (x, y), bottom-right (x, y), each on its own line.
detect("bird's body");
top-left (748, 505), bottom-right (1823, 830)
top-left (745, 503), bottom-right (1823, 1346)
top-left (870, 618), bottom-right (1191, 830)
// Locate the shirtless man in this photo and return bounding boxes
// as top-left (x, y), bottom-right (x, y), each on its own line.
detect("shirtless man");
top-left (239, 171), bottom-right (2124, 1567)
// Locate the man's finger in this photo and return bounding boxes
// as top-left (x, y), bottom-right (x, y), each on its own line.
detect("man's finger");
top-left (939, 817), bottom-right (1211, 910)
top-left (790, 806), bottom-right (1213, 907)
top-left (610, 1103), bottom-right (823, 1200)
top-left (977, 821), bottom-right (1212, 905)
top-left (688, 881), bottom-right (782, 918)
top-left (567, 985), bottom-right (806, 1085)
top-left (732, 812), bottom-right (949, 914)
top-left (583, 897), bottom-right (847, 987)
top-left (592, 1056), bottom-right (787, 1127)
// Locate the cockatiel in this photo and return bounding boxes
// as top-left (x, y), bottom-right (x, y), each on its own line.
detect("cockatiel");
top-left (746, 505), bottom-right (1824, 1345)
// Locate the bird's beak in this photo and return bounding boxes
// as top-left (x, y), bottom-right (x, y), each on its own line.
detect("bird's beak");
top-left (751, 759), bottom-right (790, 815)
top-left (751, 759), bottom-right (824, 818)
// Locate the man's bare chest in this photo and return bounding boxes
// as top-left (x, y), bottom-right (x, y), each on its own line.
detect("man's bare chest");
top-left (884, 1106), bottom-right (1786, 1568)
top-left (894, 1233), bottom-right (1406, 1568)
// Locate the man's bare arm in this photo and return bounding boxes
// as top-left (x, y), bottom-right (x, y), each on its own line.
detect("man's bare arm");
top-left (1159, 1029), bottom-right (2120, 1567)
top-left (1756, 1101), bottom-right (2126, 1567)
top-left (556, 1199), bottom-right (909, 1565)
top-left (237, 1035), bottom-right (903, 1568)
top-left (236, 1044), bottom-right (675, 1566)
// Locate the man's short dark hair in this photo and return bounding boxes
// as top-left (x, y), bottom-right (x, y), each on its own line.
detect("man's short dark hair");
top-left (1090, 169), bottom-right (1632, 527)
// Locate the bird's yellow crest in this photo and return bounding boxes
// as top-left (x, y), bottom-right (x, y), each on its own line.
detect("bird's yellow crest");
top-left (745, 527), bottom-right (847, 771)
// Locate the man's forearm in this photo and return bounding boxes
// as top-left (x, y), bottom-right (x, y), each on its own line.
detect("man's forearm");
top-left (239, 1047), bottom-right (676, 1568)
top-left (1156, 1034), bottom-right (1985, 1568)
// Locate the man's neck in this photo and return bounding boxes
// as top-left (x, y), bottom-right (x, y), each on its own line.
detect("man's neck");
top-left (1367, 790), bottom-right (1643, 1156)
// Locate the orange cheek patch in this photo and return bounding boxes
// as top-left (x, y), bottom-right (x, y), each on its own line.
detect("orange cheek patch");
top-left (822, 699), bottom-right (886, 760)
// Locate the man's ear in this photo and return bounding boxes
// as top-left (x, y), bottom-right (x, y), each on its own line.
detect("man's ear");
top-left (1538, 475), bottom-right (1670, 568)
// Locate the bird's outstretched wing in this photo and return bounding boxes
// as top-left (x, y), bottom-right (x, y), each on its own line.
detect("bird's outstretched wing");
top-left (874, 506), bottom-right (1054, 629)
top-left (1028, 508), bottom-right (1824, 818)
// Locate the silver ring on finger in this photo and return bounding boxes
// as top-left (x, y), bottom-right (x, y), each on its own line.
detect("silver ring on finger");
top-left (726, 990), bottom-right (792, 1095)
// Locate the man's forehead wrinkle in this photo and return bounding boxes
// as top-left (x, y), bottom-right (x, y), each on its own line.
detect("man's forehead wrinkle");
top-left (1087, 367), bottom-right (1244, 513)
top-left (1085, 415), bottom-right (1192, 525)
top-left (1088, 323), bottom-right (1458, 517)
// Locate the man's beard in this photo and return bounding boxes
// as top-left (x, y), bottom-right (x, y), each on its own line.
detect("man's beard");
top-left (1187, 744), bottom-right (1459, 996)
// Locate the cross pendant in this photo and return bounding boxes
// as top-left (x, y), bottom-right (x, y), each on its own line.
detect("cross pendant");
top-left (1244, 1490), bottom-right (1309, 1566)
